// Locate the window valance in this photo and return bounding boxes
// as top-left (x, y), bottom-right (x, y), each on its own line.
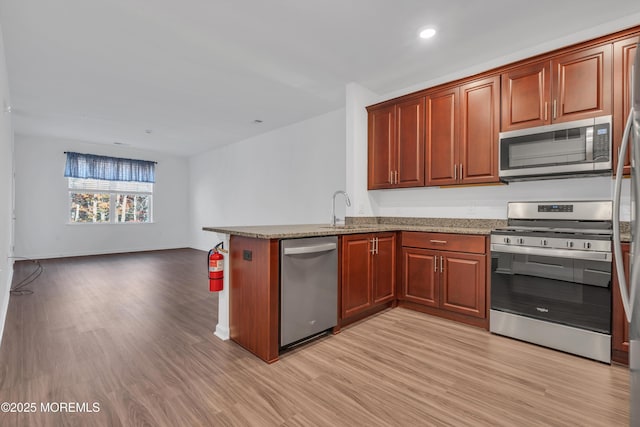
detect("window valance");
top-left (64, 152), bottom-right (156, 183)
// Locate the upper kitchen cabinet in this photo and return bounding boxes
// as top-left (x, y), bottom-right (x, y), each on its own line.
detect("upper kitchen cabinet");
top-left (396, 97), bottom-right (426, 187)
top-left (459, 76), bottom-right (500, 184)
top-left (501, 44), bottom-right (612, 131)
top-left (367, 104), bottom-right (395, 189)
top-left (367, 97), bottom-right (425, 190)
top-left (426, 76), bottom-right (500, 186)
top-left (613, 35), bottom-right (639, 176)
top-left (426, 87), bottom-right (458, 186)
top-left (500, 61), bottom-right (550, 130)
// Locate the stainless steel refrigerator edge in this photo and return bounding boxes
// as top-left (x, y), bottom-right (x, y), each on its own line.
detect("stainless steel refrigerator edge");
top-left (631, 39), bottom-right (640, 427)
top-left (613, 40), bottom-right (640, 426)
top-left (280, 236), bottom-right (338, 348)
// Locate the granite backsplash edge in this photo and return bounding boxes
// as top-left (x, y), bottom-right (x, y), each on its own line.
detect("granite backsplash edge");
top-left (346, 216), bottom-right (507, 229)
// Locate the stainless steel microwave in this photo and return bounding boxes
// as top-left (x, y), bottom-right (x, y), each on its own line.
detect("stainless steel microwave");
top-left (498, 115), bottom-right (612, 181)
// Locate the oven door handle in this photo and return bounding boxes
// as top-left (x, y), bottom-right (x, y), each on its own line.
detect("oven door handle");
top-left (491, 244), bottom-right (612, 262)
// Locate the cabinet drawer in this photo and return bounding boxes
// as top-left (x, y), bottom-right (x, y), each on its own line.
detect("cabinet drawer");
top-left (402, 232), bottom-right (486, 254)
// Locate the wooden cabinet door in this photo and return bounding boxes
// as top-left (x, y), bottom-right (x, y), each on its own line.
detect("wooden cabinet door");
top-left (396, 97), bottom-right (425, 188)
top-left (552, 44), bottom-right (612, 124)
top-left (501, 61), bottom-right (550, 131)
top-left (341, 234), bottom-right (373, 318)
top-left (402, 247), bottom-right (439, 307)
top-left (367, 105), bottom-right (395, 189)
top-left (612, 243), bottom-right (631, 361)
top-left (460, 76), bottom-right (500, 184)
top-left (372, 233), bottom-right (396, 304)
top-left (440, 252), bottom-right (486, 318)
top-left (426, 87), bottom-right (458, 186)
top-left (613, 36), bottom-right (638, 177)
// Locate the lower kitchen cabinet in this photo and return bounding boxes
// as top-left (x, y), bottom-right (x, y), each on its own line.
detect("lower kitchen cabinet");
top-left (400, 232), bottom-right (488, 328)
top-left (441, 252), bottom-right (486, 318)
top-left (612, 242), bottom-right (630, 365)
top-left (341, 232), bottom-right (396, 322)
top-left (402, 248), bottom-right (438, 307)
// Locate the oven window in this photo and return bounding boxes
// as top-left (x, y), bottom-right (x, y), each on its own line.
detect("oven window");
top-left (491, 252), bottom-right (611, 334)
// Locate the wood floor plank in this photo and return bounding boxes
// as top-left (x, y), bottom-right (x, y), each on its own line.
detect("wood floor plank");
top-left (0, 249), bottom-right (629, 426)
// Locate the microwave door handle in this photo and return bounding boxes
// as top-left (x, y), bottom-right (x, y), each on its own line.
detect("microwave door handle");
top-left (585, 126), bottom-right (594, 161)
top-left (613, 109), bottom-right (634, 323)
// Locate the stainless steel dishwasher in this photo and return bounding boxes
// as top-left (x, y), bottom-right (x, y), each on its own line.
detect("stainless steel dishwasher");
top-left (280, 236), bottom-right (338, 348)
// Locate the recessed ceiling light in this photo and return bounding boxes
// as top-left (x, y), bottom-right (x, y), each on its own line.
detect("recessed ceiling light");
top-left (419, 28), bottom-right (436, 39)
top-left (253, 119), bottom-right (263, 124)
top-left (144, 129), bottom-right (153, 134)
top-left (113, 141), bottom-right (129, 146)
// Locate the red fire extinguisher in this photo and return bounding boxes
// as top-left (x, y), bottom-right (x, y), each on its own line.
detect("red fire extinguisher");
top-left (208, 242), bottom-right (224, 292)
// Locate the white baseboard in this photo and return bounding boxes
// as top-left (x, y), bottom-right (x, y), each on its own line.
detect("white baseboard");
top-left (14, 245), bottom-right (196, 260)
top-left (214, 324), bottom-right (229, 341)
top-left (0, 262), bottom-right (14, 349)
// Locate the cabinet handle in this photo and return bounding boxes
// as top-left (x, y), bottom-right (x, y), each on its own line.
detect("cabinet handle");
top-left (394, 170), bottom-right (399, 185)
top-left (544, 102), bottom-right (548, 121)
top-left (430, 239), bottom-right (447, 244)
top-left (553, 100), bottom-right (557, 120)
top-left (460, 163), bottom-right (463, 181)
top-left (434, 255), bottom-right (438, 272)
top-left (375, 237), bottom-right (379, 255)
top-left (440, 256), bottom-right (444, 273)
top-left (389, 170), bottom-right (392, 185)
top-left (454, 164), bottom-right (457, 180)
top-left (370, 237), bottom-right (379, 255)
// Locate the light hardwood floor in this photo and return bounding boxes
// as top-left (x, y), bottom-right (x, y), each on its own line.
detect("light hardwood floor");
top-left (0, 249), bottom-right (629, 426)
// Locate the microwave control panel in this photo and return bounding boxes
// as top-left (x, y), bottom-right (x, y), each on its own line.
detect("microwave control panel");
top-left (593, 124), bottom-right (610, 161)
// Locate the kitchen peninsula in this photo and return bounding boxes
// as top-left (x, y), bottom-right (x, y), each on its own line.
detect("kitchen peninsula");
top-left (204, 217), bottom-right (503, 363)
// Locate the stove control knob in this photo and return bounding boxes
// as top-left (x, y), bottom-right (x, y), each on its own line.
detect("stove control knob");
top-left (567, 241), bottom-right (574, 248)
top-left (503, 237), bottom-right (511, 244)
top-left (584, 242), bottom-right (592, 249)
top-left (541, 239), bottom-right (548, 246)
top-left (517, 238), bottom-right (525, 245)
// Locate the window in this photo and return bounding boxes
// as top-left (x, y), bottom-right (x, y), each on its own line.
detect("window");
top-left (68, 178), bottom-right (153, 223)
top-left (64, 152), bottom-right (155, 224)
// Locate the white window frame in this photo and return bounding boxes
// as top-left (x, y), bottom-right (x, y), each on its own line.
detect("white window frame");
top-left (68, 178), bottom-right (154, 224)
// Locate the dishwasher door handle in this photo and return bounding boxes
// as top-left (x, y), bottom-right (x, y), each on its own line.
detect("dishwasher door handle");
top-left (283, 242), bottom-right (337, 255)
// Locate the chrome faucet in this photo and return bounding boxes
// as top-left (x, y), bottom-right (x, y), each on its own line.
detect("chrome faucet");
top-left (332, 190), bottom-right (351, 226)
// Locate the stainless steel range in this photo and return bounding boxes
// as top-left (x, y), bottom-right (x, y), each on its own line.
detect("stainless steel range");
top-left (490, 200), bottom-right (613, 363)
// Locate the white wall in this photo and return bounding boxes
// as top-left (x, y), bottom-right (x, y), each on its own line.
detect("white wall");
top-left (14, 135), bottom-right (190, 259)
top-left (189, 108), bottom-right (347, 251)
top-left (0, 23), bottom-right (14, 344)
top-left (188, 108), bottom-right (346, 340)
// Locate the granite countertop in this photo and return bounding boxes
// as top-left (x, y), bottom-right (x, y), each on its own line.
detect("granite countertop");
top-left (204, 218), bottom-right (632, 241)
top-left (203, 217), bottom-right (507, 239)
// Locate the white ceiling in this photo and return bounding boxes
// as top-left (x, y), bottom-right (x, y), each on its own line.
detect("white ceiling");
top-left (2, 1), bottom-right (640, 157)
